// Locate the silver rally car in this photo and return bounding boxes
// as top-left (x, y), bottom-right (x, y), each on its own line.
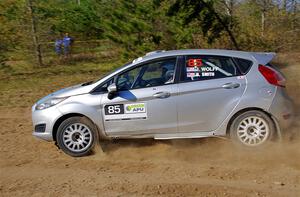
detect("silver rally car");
top-left (32, 49), bottom-right (294, 157)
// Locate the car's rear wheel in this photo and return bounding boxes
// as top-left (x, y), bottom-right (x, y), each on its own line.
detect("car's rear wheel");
top-left (56, 116), bottom-right (98, 157)
top-left (230, 110), bottom-right (275, 147)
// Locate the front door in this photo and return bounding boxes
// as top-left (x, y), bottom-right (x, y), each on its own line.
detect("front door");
top-left (101, 57), bottom-right (178, 136)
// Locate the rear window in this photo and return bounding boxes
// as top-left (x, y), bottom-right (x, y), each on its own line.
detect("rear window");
top-left (181, 55), bottom-right (239, 82)
top-left (234, 58), bottom-right (253, 74)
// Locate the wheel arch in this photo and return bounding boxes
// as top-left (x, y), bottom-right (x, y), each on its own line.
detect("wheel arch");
top-left (52, 113), bottom-right (102, 141)
top-left (226, 107), bottom-right (281, 139)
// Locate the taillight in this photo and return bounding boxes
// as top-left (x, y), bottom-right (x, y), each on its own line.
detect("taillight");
top-left (258, 64), bottom-right (286, 87)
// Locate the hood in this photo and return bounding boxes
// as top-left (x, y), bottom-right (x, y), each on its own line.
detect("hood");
top-left (36, 82), bottom-right (96, 104)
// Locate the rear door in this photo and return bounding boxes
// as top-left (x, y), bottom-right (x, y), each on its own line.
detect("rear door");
top-left (177, 55), bottom-right (246, 133)
top-left (101, 57), bottom-right (179, 136)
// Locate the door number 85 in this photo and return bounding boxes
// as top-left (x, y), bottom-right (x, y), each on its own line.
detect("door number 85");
top-left (104, 104), bottom-right (124, 115)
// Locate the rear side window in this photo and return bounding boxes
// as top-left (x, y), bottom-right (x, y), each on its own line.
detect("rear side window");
top-left (234, 58), bottom-right (253, 74)
top-left (181, 55), bottom-right (239, 82)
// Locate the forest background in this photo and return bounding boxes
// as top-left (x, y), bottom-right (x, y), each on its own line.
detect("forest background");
top-left (0, 0), bottom-right (299, 70)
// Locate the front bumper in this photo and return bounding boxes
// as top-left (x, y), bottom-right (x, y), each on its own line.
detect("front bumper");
top-left (32, 104), bottom-right (63, 141)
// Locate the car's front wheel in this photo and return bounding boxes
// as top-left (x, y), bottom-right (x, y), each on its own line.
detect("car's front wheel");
top-left (56, 116), bottom-right (97, 157)
top-left (230, 110), bottom-right (275, 147)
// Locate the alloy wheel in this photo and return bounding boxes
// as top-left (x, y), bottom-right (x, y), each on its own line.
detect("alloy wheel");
top-left (62, 123), bottom-right (93, 152)
top-left (237, 116), bottom-right (270, 146)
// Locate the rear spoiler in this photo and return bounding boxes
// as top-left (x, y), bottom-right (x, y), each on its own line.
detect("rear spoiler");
top-left (250, 52), bottom-right (276, 65)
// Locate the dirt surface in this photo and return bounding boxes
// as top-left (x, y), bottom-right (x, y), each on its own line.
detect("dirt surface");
top-left (1, 63), bottom-right (300, 196)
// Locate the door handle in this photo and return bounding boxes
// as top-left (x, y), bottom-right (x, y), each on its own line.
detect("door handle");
top-left (153, 91), bottom-right (171, 99)
top-left (222, 82), bottom-right (240, 89)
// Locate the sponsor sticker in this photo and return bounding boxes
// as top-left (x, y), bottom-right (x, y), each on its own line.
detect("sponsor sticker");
top-left (104, 103), bottom-right (147, 121)
top-left (125, 103), bottom-right (146, 114)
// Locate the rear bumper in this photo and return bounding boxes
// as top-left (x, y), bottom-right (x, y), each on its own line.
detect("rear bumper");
top-left (269, 87), bottom-right (295, 131)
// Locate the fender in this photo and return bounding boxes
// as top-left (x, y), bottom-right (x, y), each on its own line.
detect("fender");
top-left (56, 101), bottom-right (109, 140)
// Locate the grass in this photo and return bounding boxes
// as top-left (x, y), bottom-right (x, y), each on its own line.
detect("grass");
top-left (0, 58), bottom-right (127, 107)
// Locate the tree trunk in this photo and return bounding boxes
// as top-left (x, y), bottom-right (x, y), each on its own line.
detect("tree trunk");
top-left (291, 0), bottom-right (296, 30)
top-left (201, 0), bottom-right (239, 50)
top-left (261, 10), bottom-right (265, 36)
top-left (27, 0), bottom-right (43, 66)
top-left (222, 0), bottom-right (234, 16)
top-left (283, 0), bottom-right (287, 10)
top-left (222, 0), bottom-right (235, 29)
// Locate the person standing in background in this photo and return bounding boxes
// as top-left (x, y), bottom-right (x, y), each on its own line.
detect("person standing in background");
top-left (63, 33), bottom-right (74, 57)
top-left (54, 37), bottom-right (63, 56)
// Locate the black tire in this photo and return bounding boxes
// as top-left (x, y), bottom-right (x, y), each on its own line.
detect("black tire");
top-left (229, 110), bottom-right (275, 147)
top-left (56, 116), bottom-right (98, 157)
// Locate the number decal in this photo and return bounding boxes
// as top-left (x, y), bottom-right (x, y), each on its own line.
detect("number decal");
top-left (104, 103), bottom-right (147, 120)
top-left (187, 59), bottom-right (203, 67)
top-left (104, 104), bottom-right (124, 115)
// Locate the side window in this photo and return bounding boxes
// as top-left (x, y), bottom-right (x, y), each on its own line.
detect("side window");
top-left (116, 58), bottom-right (176, 90)
top-left (234, 58), bottom-right (253, 74)
top-left (117, 67), bottom-right (142, 91)
top-left (181, 56), bottom-right (239, 82)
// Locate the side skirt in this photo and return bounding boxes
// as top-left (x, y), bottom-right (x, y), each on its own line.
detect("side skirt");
top-left (154, 131), bottom-right (223, 140)
top-left (108, 131), bottom-right (227, 140)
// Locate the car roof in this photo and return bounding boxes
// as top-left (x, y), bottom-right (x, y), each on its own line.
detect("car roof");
top-left (134, 49), bottom-right (275, 65)
top-left (95, 49), bottom-right (275, 87)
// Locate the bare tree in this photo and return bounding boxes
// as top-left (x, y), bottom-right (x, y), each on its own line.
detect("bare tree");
top-left (291, 0), bottom-right (298, 30)
top-left (255, 0), bottom-right (273, 36)
top-left (222, 0), bottom-right (235, 17)
top-left (202, 0), bottom-right (240, 49)
top-left (27, 0), bottom-right (43, 66)
top-left (220, 0), bottom-right (236, 29)
top-left (283, 0), bottom-right (288, 10)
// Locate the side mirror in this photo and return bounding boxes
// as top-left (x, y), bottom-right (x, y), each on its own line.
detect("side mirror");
top-left (107, 83), bottom-right (117, 93)
top-left (107, 83), bottom-right (117, 100)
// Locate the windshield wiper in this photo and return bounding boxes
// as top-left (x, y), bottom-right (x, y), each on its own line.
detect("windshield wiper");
top-left (81, 81), bottom-right (94, 86)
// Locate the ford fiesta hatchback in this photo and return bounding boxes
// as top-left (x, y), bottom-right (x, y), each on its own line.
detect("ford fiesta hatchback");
top-left (32, 49), bottom-right (294, 157)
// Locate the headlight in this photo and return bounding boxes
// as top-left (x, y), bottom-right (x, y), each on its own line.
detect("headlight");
top-left (36, 97), bottom-right (67, 110)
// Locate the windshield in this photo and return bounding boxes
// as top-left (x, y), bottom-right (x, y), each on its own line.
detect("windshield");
top-left (94, 61), bottom-right (132, 83)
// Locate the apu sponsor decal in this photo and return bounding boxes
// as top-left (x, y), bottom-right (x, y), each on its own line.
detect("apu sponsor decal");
top-left (125, 103), bottom-right (146, 114)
